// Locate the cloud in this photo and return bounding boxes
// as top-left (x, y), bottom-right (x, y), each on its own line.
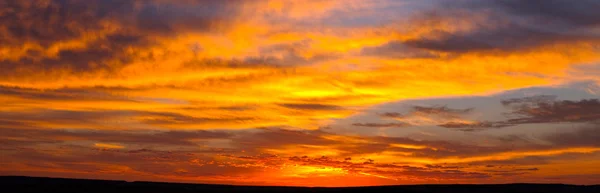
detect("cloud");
top-left (248, 39), bottom-right (338, 66)
top-left (0, 86), bottom-right (129, 101)
top-left (379, 105), bottom-right (475, 126)
top-left (424, 96), bottom-right (600, 131)
top-left (279, 103), bottom-right (343, 111)
top-left (1, 0), bottom-right (135, 74)
top-left (381, 105), bottom-right (473, 119)
top-left (0, 0), bottom-right (243, 76)
top-left (0, 128), bottom-right (232, 147)
top-left (352, 122), bottom-right (410, 128)
top-left (232, 128), bottom-right (335, 151)
top-left (401, 0), bottom-right (600, 53)
top-left (0, 0), bottom-right (132, 46)
top-left (482, 167), bottom-right (539, 177)
top-left (504, 98), bottom-right (600, 124)
top-left (138, 111), bottom-right (255, 126)
top-left (544, 125), bottom-right (600, 147)
top-left (437, 121), bottom-right (513, 131)
top-left (360, 41), bottom-right (437, 59)
top-left (410, 105), bottom-right (473, 117)
top-left (492, 0), bottom-right (600, 26)
top-left (501, 95), bottom-right (558, 106)
top-left (94, 143), bottom-right (124, 149)
top-left (2, 125), bottom-right (599, 185)
top-left (0, 109), bottom-right (255, 130)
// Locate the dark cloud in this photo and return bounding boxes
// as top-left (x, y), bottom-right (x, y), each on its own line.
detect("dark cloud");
top-left (487, 121), bottom-right (600, 152)
top-left (279, 103), bottom-right (343, 111)
top-left (412, 105), bottom-right (473, 116)
top-left (352, 122), bottom-right (411, 128)
top-left (178, 41), bottom-right (337, 71)
top-left (544, 125), bottom-right (600, 147)
top-left (0, 109), bottom-right (134, 128)
top-left (134, 0), bottom-right (238, 34)
top-left (0, 34), bottom-right (141, 75)
top-left (403, 22), bottom-right (586, 53)
top-left (425, 164), bottom-right (463, 170)
top-left (0, 0), bottom-right (133, 46)
top-left (2, 144), bottom-right (259, 180)
top-left (437, 121), bottom-right (513, 131)
top-left (381, 105), bottom-right (473, 119)
top-left (0, 128), bottom-right (232, 147)
top-left (0, 0), bottom-right (137, 74)
top-left (0, 109), bottom-right (254, 129)
top-left (233, 128), bottom-right (334, 151)
top-left (482, 167), bottom-right (539, 177)
top-left (0, 86), bottom-right (130, 101)
top-left (504, 98), bottom-right (600, 124)
top-left (0, 120), bottom-right (31, 129)
top-left (501, 95), bottom-right (557, 106)
top-left (138, 111), bottom-right (254, 125)
top-left (380, 112), bottom-right (403, 118)
top-left (495, 134), bottom-right (534, 144)
top-left (181, 58), bottom-right (293, 70)
top-left (403, 0), bottom-right (600, 53)
top-left (360, 41), bottom-right (437, 59)
top-left (436, 97), bottom-right (600, 131)
top-left (248, 40), bottom-right (337, 66)
top-left (0, 0), bottom-right (238, 45)
top-left (493, 0), bottom-right (600, 26)
top-left (0, 0), bottom-right (241, 75)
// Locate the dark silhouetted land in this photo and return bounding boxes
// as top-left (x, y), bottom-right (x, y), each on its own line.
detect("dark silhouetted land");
top-left (2, 176), bottom-right (599, 193)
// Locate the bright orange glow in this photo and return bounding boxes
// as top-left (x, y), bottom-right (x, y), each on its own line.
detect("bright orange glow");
top-left (94, 143), bottom-right (125, 149)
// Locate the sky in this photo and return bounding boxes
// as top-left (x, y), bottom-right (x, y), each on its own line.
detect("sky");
top-left (1, 0), bottom-right (600, 187)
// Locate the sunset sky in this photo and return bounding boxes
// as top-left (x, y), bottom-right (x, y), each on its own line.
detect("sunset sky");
top-left (1, 0), bottom-right (600, 187)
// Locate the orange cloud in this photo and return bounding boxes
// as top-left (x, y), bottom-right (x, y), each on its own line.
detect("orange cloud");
top-left (94, 143), bottom-right (124, 149)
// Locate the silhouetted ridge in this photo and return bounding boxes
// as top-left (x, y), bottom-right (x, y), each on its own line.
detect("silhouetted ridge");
top-left (2, 176), bottom-right (599, 193)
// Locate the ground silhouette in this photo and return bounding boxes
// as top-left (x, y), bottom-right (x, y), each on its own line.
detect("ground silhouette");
top-left (2, 176), bottom-right (599, 193)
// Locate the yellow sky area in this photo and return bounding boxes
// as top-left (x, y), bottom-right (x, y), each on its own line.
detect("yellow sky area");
top-left (1, 51), bottom-right (597, 130)
top-left (281, 165), bottom-right (349, 178)
top-left (1, 10), bottom-right (600, 130)
top-left (264, 145), bottom-right (346, 157)
top-left (359, 147), bottom-right (600, 165)
top-left (389, 144), bottom-right (430, 150)
top-left (94, 143), bottom-right (125, 149)
top-left (242, 165), bottom-right (399, 187)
